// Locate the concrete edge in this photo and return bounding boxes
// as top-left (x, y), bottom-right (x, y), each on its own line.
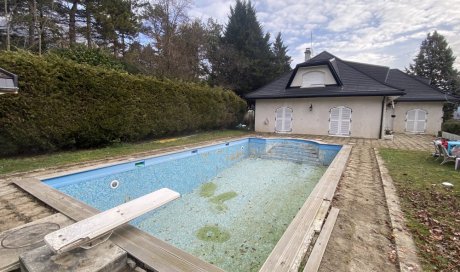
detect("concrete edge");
top-left (1, 136), bottom-right (250, 181)
top-left (374, 148), bottom-right (422, 272)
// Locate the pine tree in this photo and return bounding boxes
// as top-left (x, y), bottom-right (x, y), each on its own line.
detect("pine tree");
top-left (220, 0), bottom-right (275, 96)
top-left (272, 32), bottom-right (292, 75)
top-left (407, 31), bottom-right (459, 93)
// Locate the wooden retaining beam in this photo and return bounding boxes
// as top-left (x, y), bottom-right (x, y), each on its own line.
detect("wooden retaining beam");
top-left (259, 145), bottom-right (351, 272)
top-left (303, 207), bottom-right (340, 272)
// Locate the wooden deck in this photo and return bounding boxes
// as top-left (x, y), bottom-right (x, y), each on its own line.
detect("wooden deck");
top-left (14, 178), bottom-right (224, 272)
top-left (259, 145), bottom-right (351, 272)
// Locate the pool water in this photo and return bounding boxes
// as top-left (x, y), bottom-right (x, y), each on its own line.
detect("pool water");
top-left (137, 158), bottom-right (326, 271)
top-left (44, 138), bottom-right (340, 271)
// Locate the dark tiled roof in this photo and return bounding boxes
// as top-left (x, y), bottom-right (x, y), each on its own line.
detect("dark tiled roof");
top-left (386, 69), bottom-right (454, 101)
top-left (245, 51), bottom-right (458, 102)
top-left (343, 60), bottom-right (389, 83)
top-left (246, 51), bottom-right (403, 99)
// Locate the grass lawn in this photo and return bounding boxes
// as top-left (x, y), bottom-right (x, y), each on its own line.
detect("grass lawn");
top-left (379, 148), bottom-right (459, 271)
top-left (0, 130), bottom-right (250, 176)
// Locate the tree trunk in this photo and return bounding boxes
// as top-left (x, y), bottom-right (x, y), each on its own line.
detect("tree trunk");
top-left (113, 37), bottom-right (118, 56)
top-left (121, 32), bottom-right (126, 56)
top-left (5, 0), bottom-right (10, 51)
top-left (28, 0), bottom-right (35, 48)
top-left (37, 1), bottom-right (42, 55)
top-left (85, 0), bottom-right (92, 48)
top-left (69, 0), bottom-right (79, 46)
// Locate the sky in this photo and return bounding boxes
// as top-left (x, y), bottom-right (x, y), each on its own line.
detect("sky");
top-left (188, 0), bottom-right (460, 70)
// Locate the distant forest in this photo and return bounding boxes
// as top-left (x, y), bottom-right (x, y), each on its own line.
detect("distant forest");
top-left (0, 0), bottom-right (293, 96)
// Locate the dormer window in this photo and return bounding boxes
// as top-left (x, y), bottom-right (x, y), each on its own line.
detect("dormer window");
top-left (301, 71), bottom-right (326, 88)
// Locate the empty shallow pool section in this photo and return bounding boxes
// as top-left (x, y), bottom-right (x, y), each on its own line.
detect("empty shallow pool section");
top-left (41, 138), bottom-right (342, 271)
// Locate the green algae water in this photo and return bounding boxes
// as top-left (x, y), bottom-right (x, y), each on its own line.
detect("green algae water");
top-left (136, 158), bottom-right (326, 271)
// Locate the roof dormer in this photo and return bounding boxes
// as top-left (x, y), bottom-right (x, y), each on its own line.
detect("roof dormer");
top-left (286, 62), bottom-right (342, 89)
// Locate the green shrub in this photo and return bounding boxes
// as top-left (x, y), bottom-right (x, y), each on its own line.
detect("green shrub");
top-left (0, 51), bottom-right (246, 156)
top-left (442, 119), bottom-right (460, 135)
top-left (49, 46), bottom-right (127, 71)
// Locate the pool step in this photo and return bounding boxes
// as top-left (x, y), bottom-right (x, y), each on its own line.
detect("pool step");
top-left (263, 143), bottom-right (321, 165)
top-left (260, 154), bottom-right (322, 165)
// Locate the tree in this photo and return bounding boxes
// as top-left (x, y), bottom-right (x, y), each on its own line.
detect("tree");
top-left (92, 0), bottom-right (142, 55)
top-left (272, 32), bottom-right (291, 75)
top-left (144, 0), bottom-right (191, 78)
top-left (219, 0), bottom-right (276, 96)
top-left (407, 31), bottom-right (459, 94)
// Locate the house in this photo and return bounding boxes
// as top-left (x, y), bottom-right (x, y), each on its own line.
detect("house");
top-left (0, 67), bottom-right (19, 94)
top-left (245, 50), bottom-right (458, 138)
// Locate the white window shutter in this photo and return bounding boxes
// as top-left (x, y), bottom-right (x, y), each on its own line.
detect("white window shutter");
top-left (302, 71), bottom-right (326, 88)
top-left (340, 107), bottom-right (352, 135)
top-left (329, 106), bottom-right (351, 136)
top-left (406, 109), bottom-right (416, 132)
top-left (275, 107), bottom-right (293, 133)
top-left (415, 109), bottom-right (427, 132)
top-left (275, 108), bottom-right (284, 132)
top-left (329, 107), bottom-right (340, 135)
top-left (406, 109), bottom-right (426, 133)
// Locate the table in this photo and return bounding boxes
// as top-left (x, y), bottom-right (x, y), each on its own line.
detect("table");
top-left (447, 141), bottom-right (460, 155)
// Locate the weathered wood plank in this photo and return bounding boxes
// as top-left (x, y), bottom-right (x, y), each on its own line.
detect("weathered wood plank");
top-left (14, 178), bottom-right (224, 272)
top-left (313, 200), bottom-right (331, 233)
top-left (259, 145), bottom-right (351, 272)
top-left (303, 207), bottom-right (339, 272)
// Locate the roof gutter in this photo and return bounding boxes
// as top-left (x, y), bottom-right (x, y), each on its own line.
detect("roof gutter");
top-left (246, 91), bottom-right (405, 100)
top-left (379, 96), bottom-right (386, 139)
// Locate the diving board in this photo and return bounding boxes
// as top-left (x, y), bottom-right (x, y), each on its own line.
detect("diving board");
top-left (44, 188), bottom-right (180, 254)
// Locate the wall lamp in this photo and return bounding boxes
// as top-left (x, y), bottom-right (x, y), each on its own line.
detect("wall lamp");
top-left (309, 104), bottom-right (313, 111)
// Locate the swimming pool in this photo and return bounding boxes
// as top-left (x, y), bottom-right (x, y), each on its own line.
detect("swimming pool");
top-left (42, 138), bottom-right (341, 271)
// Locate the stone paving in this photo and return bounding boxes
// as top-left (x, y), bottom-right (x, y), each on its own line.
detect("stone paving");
top-left (0, 133), bottom-right (435, 271)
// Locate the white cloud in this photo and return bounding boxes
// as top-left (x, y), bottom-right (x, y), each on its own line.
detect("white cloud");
top-left (190, 0), bottom-right (460, 69)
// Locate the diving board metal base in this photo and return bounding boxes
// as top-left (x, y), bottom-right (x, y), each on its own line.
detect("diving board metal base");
top-left (44, 188), bottom-right (180, 254)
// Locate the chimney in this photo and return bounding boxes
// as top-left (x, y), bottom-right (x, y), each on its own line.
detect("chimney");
top-left (304, 48), bottom-right (312, 62)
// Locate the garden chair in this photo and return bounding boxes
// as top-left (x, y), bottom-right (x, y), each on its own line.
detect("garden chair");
top-left (437, 143), bottom-right (457, 165)
top-left (432, 140), bottom-right (441, 160)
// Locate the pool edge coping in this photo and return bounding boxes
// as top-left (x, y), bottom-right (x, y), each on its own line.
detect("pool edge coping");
top-left (13, 137), bottom-right (352, 272)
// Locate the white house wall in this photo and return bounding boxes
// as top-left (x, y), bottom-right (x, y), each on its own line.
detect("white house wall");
top-left (290, 66), bottom-right (337, 87)
top-left (386, 101), bottom-right (444, 135)
top-left (255, 97), bottom-right (383, 138)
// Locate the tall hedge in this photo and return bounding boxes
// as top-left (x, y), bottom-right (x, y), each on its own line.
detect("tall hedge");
top-left (442, 119), bottom-right (460, 135)
top-left (0, 51), bottom-right (246, 156)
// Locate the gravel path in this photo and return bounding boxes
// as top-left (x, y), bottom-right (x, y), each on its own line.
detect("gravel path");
top-left (318, 145), bottom-right (398, 272)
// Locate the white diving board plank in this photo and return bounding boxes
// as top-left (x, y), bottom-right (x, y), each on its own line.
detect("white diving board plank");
top-left (44, 188), bottom-right (180, 254)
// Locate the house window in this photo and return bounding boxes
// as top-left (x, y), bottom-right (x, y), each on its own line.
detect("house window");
top-left (405, 109), bottom-right (427, 133)
top-left (329, 106), bottom-right (352, 136)
top-left (275, 107), bottom-right (293, 133)
top-left (301, 71), bottom-right (326, 88)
